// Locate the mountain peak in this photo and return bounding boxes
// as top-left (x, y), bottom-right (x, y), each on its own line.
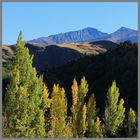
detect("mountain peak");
top-left (117, 27), bottom-right (137, 32)
top-left (120, 26), bottom-right (128, 30)
top-left (83, 27), bottom-right (99, 32)
top-left (84, 27), bottom-right (97, 30)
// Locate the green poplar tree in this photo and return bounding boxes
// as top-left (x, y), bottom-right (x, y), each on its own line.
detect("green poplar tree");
top-left (3, 32), bottom-right (46, 138)
top-left (49, 84), bottom-right (72, 138)
top-left (77, 77), bottom-right (88, 109)
top-left (76, 104), bottom-right (87, 137)
top-left (75, 77), bottom-right (88, 137)
top-left (87, 93), bottom-right (97, 137)
top-left (105, 81), bottom-right (125, 136)
top-left (127, 108), bottom-right (137, 137)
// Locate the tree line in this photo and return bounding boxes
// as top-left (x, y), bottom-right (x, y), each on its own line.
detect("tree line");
top-left (2, 32), bottom-right (137, 138)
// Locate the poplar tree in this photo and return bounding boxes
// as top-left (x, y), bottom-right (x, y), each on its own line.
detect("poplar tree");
top-left (71, 77), bottom-right (88, 137)
top-left (105, 81), bottom-right (125, 136)
top-left (49, 84), bottom-right (71, 138)
top-left (77, 77), bottom-right (88, 109)
top-left (76, 77), bottom-right (88, 137)
top-left (76, 104), bottom-right (87, 137)
top-left (3, 32), bottom-right (46, 138)
top-left (94, 117), bottom-right (104, 137)
top-left (127, 108), bottom-right (137, 137)
top-left (42, 83), bottom-right (51, 137)
top-left (87, 93), bottom-right (97, 137)
top-left (71, 78), bottom-right (78, 137)
top-left (42, 83), bottom-right (51, 111)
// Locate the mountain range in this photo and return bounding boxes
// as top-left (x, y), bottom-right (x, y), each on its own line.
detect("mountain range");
top-left (28, 27), bottom-right (138, 45)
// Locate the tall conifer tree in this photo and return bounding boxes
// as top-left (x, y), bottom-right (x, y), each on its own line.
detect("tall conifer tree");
top-left (3, 32), bottom-right (46, 138)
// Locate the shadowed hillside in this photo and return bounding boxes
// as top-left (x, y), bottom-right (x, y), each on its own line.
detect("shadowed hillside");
top-left (90, 40), bottom-right (119, 49)
top-left (43, 44), bottom-right (137, 116)
top-left (3, 41), bottom-right (115, 71)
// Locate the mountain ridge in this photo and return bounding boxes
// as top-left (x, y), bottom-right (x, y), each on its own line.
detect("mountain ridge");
top-left (28, 27), bottom-right (138, 45)
top-left (3, 40), bottom-right (118, 71)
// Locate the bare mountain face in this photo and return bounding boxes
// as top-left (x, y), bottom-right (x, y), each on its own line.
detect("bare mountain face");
top-left (28, 27), bottom-right (138, 45)
top-left (2, 41), bottom-right (118, 71)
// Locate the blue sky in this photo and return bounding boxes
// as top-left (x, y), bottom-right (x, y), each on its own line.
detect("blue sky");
top-left (2, 2), bottom-right (138, 45)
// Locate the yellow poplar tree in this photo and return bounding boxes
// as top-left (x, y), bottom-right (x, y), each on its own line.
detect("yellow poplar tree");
top-left (42, 83), bottom-right (52, 137)
top-left (42, 83), bottom-right (51, 111)
top-left (94, 117), bottom-right (104, 138)
top-left (49, 84), bottom-right (71, 138)
top-left (71, 77), bottom-right (88, 137)
top-left (71, 78), bottom-right (78, 137)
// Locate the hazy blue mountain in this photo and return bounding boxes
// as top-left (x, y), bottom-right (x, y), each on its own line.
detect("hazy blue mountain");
top-left (48, 27), bottom-right (108, 43)
top-left (100, 27), bottom-right (138, 42)
top-left (28, 37), bottom-right (56, 45)
top-left (28, 27), bottom-right (108, 45)
top-left (28, 27), bottom-right (138, 45)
